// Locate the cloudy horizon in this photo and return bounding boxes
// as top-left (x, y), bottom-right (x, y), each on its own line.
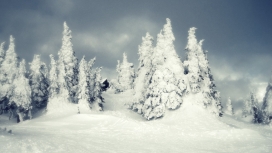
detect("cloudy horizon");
top-left (1, 0), bottom-right (272, 109)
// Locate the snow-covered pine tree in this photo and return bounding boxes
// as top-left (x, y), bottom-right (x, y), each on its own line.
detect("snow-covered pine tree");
top-left (58, 22), bottom-right (79, 103)
top-left (10, 59), bottom-right (32, 122)
top-left (142, 18), bottom-right (187, 120)
top-left (129, 33), bottom-right (154, 114)
top-left (78, 56), bottom-right (89, 102)
top-left (0, 42), bottom-right (5, 66)
top-left (29, 55), bottom-right (49, 109)
top-left (112, 53), bottom-right (135, 93)
top-left (226, 97), bottom-right (234, 115)
top-left (77, 56), bottom-right (95, 110)
top-left (242, 99), bottom-right (251, 118)
top-left (243, 92), bottom-right (260, 123)
top-left (48, 54), bottom-right (59, 99)
top-left (0, 36), bottom-right (19, 102)
top-left (88, 57), bottom-right (96, 97)
top-left (262, 76), bottom-right (272, 124)
top-left (184, 27), bottom-right (223, 116)
top-left (250, 92), bottom-right (260, 123)
top-left (184, 27), bottom-right (201, 93)
top-left (91, 67), bottom-right (104, 111)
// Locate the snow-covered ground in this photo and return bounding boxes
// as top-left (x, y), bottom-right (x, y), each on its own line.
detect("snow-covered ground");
top-left (1, 89), bottom-right (272, 153)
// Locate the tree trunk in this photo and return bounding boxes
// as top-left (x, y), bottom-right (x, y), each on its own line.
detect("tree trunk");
top-left (17, 112), bottom-right (24, 123)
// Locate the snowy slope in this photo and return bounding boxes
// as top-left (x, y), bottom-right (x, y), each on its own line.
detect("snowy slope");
top-left (1, 89), bottom-right (272, 153)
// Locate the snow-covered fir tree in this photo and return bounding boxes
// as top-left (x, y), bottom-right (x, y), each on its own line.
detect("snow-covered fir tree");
top-left (184, 27), bottom-right (222, 117)
top-left (243, 92), bottom-right (260, 123)
top-left (129, 33), bottom-right (154, 113)
top-left (251, 93), bottom-right (260, 123)
top-left (0, 42), bottom-right (5, 66)
top-left (184, 27), bottom-right (201, 92)
top-left (88, 57), bottom-right (96, 96)
top-left (262, 76), bottom-right (272, 124)
top-left (112, 53), bottom-right (135, 93)
top-left (48, 54), bottom-right (59, 99)
top-left (141, 18), bottom-right (187, 120)
top-left (57, 22), bottom-right (79, 103)
top-left (29, 55), bottom-right (49, 109)
top-left (77, 56), bottom-right (96, 109)
top-left (91, 67), bottom-right (104, 111)
top-left (78, 56), bottom-right (89, 103)
top-left (0, 36), bottom-right (19, 101)
top-left (10, 59), bottom-right (32, 122)
top-left (243, 99), bottom-right (251, 118)
top-left (225, 97), bottom-right (234, 115)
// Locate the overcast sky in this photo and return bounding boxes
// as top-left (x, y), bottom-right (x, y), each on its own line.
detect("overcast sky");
top-left (1, 0), bottom-right (272, 108)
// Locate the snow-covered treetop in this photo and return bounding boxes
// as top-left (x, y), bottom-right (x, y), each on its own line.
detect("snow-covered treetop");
top-left (152, 30), bottom-right (164, 66)
top-left (186, 27), bottom-right (198, 52)
top-left (121, 53), bottom-right (133, 68)
top-left (49, 54), bottom-right (56, 65)
top-left (138, 32), bottom-right (154, 68)
top-left (123, 53), bottom-right (128, 64)
top-left (18, 59), bottom-right (27, 77)
top-left (5, 35), bottom-right (17, 60)
top-left (0, 42), bottom-right (5, 64)
top-left (59, 22), bottom-right (74, 62)
top-left (0, 42), bottom-right (5, 55)
top-left (63, 22), bottom-right (72, 43)
top-left (163, 18), bottom-right (175, 43)
top-left (1, 35), bottom-right (18, 83)
top-left (88, 57), bottom-right (96, 68)
top-left (30, 55), bottom-right (44, 76)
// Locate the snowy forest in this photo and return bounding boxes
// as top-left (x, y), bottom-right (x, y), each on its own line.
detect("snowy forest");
top-left (1, 18), bottom-right (272, 152)
top-left (1, 18), bottom-right (271, 124)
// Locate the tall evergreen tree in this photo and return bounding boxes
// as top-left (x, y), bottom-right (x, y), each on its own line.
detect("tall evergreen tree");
top-left (48, 54), bottom-right (59, 99)
top-left (184, 27), bottom-right (222, 116)
top-left (184, 27), bottom-right (201, 92)
top-left (91, 67), bottom-right (104, 111)
top-left (0, 36), bottom-right (19, 101)
top-left (78, 56), bottom-right (96, 109)
top-left (129, 33), bottom-right (154, 113)
top-left (29, 55), bottom-right (49, 109)
top-left (142, 18), bottom-right (187, 120)
top-left (262, 76), bottom-right (272, 124)
top-left (78, 56), bottom-right (89, 102)
top-left (243, 92), bottom-right (260, 123)
top-left (10, 59), bottom-right (32, 122)
top-left (58, 22), bottom-right (79, 103)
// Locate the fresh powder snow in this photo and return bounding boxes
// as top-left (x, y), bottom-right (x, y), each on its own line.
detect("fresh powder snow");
top-left (1, 89), bottom-right (272, 153)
